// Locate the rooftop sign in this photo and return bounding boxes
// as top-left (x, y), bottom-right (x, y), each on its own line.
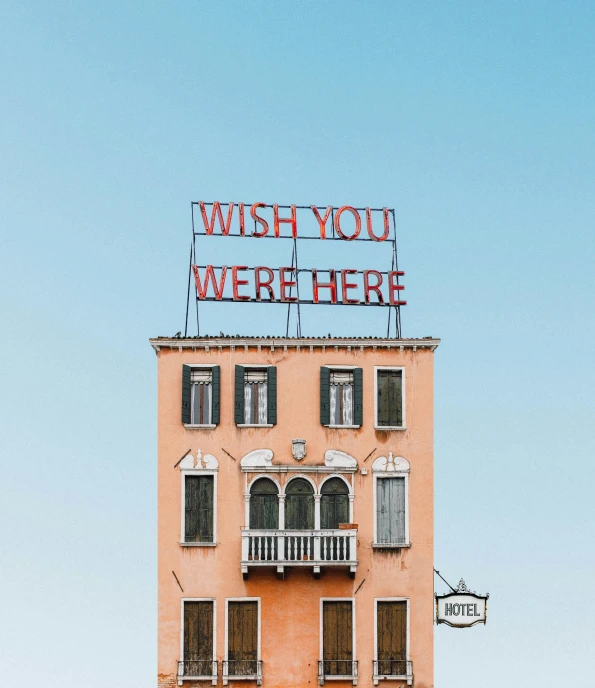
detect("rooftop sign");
top-left (185, 201), bottom-right (405, 337)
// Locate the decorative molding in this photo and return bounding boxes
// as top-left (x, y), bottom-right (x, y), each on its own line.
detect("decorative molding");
top-left (179, 449), bottom-right (218, 470)
top-left (324, 449), bottom-right (357, 468)
top-left (372, 452), bottom-right (409, 473)
top-left (241, 448), bottom-right (274, 468)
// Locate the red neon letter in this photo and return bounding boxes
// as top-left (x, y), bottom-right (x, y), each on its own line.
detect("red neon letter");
top-left (255, 266), bottom-right (276, 302)
top-left (239, 203), bottom-right (245, 236)
top-left (334, 206), bottom-right (362, 240)
top-left (363, 270), bottom-right (385, 304)
top-left (199, 202), bottom-right (234, 235)
top-left (273, 204), bottom-right (297, 238)
top-left (279, 267), bottom-right (298, 302)
top-left (192, 265), bottom-right (228, 300)
top-left (366, 207), bottom-right (390, 242)
top-left (341, 269), bottom-right (360, 304)
top-left (250, 203), bottom-right (269, 237)
top-left (388, 271), bottom-right (406, 305)
top-left (312, 269), bottom-right (337, 304)
top-left (311, 205), bottom-right (332, 239)
top-left (232, 265), bottom-right (251, 301)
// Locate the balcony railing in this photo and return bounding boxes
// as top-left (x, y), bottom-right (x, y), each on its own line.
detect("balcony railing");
top-left (241, 529), bottom-right (358, 578)
top-left (177, 659), bottom-right (218, 685)
top-left (318, 659), bottom-right (358, 685)
top-left (372, 659), bottom-right (413, 685)
top-left (222, 659), bottom-right (263, 685)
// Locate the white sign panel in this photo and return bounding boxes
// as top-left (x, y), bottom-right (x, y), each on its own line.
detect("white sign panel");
top-left (436, 593), bottom-right (488, 627)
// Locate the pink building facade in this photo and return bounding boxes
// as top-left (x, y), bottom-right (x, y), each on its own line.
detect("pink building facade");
top-left (153, 336), bottom-right (438, 688)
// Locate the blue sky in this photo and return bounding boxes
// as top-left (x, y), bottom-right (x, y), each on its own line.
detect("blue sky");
top-left (1, 2), bottom-right (594, 686)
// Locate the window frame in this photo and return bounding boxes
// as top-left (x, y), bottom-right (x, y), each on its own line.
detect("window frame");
top-left (184, 363), bottom-right (218, 430)
top-left (179, 598), bottom-right (217, 685)
top-left (373, 598), bottom-right (411, 685)
top-left (236, 364), bottom-right (274, 428)
top-left (374, 366), bottom-right (406, 431)
top-left (224, 597), bottom-right (261, 684)
top-left (319, 597), bottom-right (357, 684)
top-left (372, 457), bottom-right (410, 548)
top-left (325, 364), bottom-right (360, 429)
top-left (180, 468), bottom-right (218, 547)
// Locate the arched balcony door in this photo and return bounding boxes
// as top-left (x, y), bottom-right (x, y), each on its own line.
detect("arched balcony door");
top-left (321, 478), bottom-right (349, 529)
top-left (285, 478), bottom-right (314, 529)
top-left (249, 478), bottom-right (279, 529)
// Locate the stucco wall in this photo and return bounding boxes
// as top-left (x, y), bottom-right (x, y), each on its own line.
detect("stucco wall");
top-left (156, 341), bottom-right (435, 688)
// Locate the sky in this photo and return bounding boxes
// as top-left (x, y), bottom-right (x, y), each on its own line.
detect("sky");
top-left (1, 2), bottom-right (594, 686)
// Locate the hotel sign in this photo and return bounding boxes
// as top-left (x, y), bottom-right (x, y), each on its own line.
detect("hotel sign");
top-left (436, 592), bottom-right (488, 628)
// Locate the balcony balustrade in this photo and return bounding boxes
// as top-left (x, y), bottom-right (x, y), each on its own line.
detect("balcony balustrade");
top-left (177, 659), bottom-right (218, 685)
top-left (372, 659), bottom-right (413, 685)
top-left (318, 659), bottom-right (358, 685)
top-left (222, 659), bottom-right (263, 685)
top-left (241, 528), bottom-right (357, 578)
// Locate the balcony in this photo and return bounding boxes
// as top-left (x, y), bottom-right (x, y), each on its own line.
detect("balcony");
top-left (222, 660), bottom-right (263, 685)
top-left (177, 660), bottom-right (218, 685)
top-left (372, 660), bottom-right (413, 685)
top-left (318, 660), bottom-right (358, 685)
top-left (241, 529), bottom-right (358, 578)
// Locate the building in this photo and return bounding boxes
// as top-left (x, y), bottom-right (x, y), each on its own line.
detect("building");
top-left (153, 335), bottom-right (439, 688)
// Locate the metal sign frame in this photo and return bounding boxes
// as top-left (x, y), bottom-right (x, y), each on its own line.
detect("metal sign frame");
top-left (184, 201), bottom-right (404, 338)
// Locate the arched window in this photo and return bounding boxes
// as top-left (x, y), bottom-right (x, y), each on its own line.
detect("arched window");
top-left (249, 478), bottom-right (279, 529)
top-left (285, 478), bottom-right (314, 530)
top-left (321, 478), bottom-right (350, 529)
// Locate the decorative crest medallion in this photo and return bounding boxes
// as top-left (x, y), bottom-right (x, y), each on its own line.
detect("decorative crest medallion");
top-left (292, 438), bottom-right (306, 461)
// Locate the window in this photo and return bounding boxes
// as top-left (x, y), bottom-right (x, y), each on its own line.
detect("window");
top-left (375, 368), bottom-right (404, 429)
top-left (235, 366), bottom-right (277, 426)
top-left (179, 600), bottom-right (216, 682)
top-left (320, 600), bottom-right (356, 683)
top-left (184, 475), bottom-right (214, 543)
top-left (182, 365), bottom-right (220, 427)
top-left (320, 478), bottom-right (349, 529)
top-left (372, 454), bottom-right (409, 547)
top-left (374, 600), bottom-right (411, 684)
top-left (224, 600), bottom-right (261, 685)
top-left (320, 367), bottom-right (363, 427)
top-left (249, 478), bottom-right (278, 560)
top-left (285, 478), bottom-right (314, 529)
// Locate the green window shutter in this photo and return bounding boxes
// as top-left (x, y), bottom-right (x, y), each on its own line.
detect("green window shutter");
top-left (234, 365), bottom-right (245, 424)
top-left (267, 366), bottom-right (277, 425)
top-left (353, 367), bottom-right (363, 426)
top-left (182, 365), bottom-right (192, 424)
top-left (185, 475), bottom-right (214, 543)
top-left (320, 367), bottom-right (330, 425)
top-left (211, 366), bottom-right (221, 425)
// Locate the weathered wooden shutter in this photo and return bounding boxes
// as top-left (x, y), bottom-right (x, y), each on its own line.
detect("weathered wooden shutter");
top-left (377, 601), bottom-right (406, 675)
top-left (353, 367), bottom-right (363, 426)
top-left (321, 478), bottom-right (349, 529)
top-left (211, 366), bottom-right (220, 425)
top-left (323, 601), bottom-right (353, 676)
top-left (377, 370), bottom-right (402, 427)
top-left (267, 366), bottom-right (277, 425)
top-left (249, 479), bottom-right (279, 529)
top-left (185, 475), bottom-right (214, 543)
top-left (184, 601), bottom-right (214, 665)
top-left (182, 365), bottom-right (192, 424)
top-left (285, 478), bottom-right (314, 529)
top-left (234, 365), bottom-right (245, 424)
top-left (228, 601), bottom-right (258, 674)
top-left (376, 477), bottom-right (406, 544)
top-left (320, 367), bottom-right (330, 425)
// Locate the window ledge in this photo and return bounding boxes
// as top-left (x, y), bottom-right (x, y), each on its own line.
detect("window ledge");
top-left (184, 424), bottom-right (217, 429)
top-left (374, 425), bottom-right (406, 431)
top-left (327, 425), bottom-right (361, 429)
top-left (237, 424), bottom-right (274, 428)
top-left (180, 542), bottom-right (217, 547)
top-left (372, 542), bottom-right (411, 549)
